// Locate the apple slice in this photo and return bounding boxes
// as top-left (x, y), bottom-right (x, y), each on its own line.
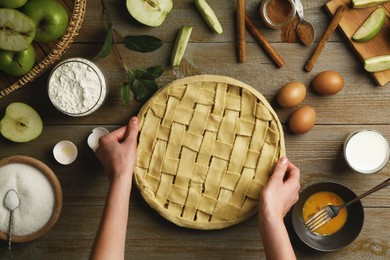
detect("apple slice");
top-left (352, 7), bottom-right (386, 43)
top-left (126, 0), bottom-right (173, 27)
top-left (171, 25), bottom-right (193, 66)
top-left (0, 102), bottom-right (43, 143)
top-left (364, 55), bottom-right (390, 72)
top-left (195, 0), bottom-right (223, 34)
top-left (352, 0), bottom-right (390, 8)
top-left (0, 8), bottom-right (36, 51)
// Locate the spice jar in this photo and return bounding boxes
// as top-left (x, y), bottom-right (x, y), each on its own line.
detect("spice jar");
top-left (48, 58), bottom-right (108, 117)
top-left (344, 129), bottom-right (390, 174)
top-left (260, 0), bottom-right (296, 29)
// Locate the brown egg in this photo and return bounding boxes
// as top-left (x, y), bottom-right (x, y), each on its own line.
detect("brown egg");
top-left (312, 71), bottom-right (344, 95)
top-left (289, 106), bottom-right (316, 134)
top-left (277, 81), bottom-right (306, 108)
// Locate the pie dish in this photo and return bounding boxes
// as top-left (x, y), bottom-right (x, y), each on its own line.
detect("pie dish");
top-left (134, 75), bottom-right (285, 229)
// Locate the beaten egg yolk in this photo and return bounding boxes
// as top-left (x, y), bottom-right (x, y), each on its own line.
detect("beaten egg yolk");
top-left (302, 191), bottom-right (348, 236)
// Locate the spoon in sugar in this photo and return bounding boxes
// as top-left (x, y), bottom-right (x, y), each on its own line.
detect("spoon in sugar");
top-left (4, 189), bottom-right (20, 256)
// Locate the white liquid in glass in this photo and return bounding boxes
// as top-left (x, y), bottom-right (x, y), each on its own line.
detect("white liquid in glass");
top-left (345, 130), bottom-right (389, 174)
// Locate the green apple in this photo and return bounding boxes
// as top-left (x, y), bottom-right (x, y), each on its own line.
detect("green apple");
top-left (126, 0), bottom-right (173, 27)
top-left (22, 0), bottom-right (69, 42)
top-left (0, 0), bottom-right (28, 8)
top-left (0, 102), bottom-right (43, 143)
top-left (0, 8), bottom-right (36, 51)
top-left (0, 44), bottom-right (35, 76)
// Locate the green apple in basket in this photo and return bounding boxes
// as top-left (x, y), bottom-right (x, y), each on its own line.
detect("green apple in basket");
top-left (0, 102), bottom-right (43, 143)
top-left (0, 8), bottom-right (36, 51)
top-left (22, 0), bottom-right (69, 42)
top-left (0, 44), bottom-right (35, 76)
top-left (0, 0), bottom-right (28, 8)
top-left (126, 0), bottom-right (173, 27)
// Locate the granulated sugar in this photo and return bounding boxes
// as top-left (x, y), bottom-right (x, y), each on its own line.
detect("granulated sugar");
top-left (0, 163), bottom-right (55, 236)
top-left (48, 58), bottom-right (107, 116)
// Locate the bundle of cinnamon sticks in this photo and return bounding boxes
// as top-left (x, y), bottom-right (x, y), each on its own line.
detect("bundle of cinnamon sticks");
top-left (236, 0), bottom-right (285, 68)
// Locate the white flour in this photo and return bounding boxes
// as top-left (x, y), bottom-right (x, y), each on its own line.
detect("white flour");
top-left (0, 163), bottom-right (55, 236)
top-left (48, 58), bottom-right (107, 116)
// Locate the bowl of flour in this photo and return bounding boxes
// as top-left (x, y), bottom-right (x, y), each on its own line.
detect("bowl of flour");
top-left (0, 156), bottom-right (62, 242)
top-left (48, 58), bottom-right (107, 117)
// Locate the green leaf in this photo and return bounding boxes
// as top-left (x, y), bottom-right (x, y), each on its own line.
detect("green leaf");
top-left (124, 35), bottom-right (164, 53)
top-left (147, 65), bottom-right (164, 79)
top-left (94, 24), bottom-right (113, 60)
top-left (131, 79), bottom-right (149, 102)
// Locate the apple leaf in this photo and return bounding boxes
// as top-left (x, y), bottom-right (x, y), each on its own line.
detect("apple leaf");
top-left (94, 24), bottom-right (113, 60)
top-left (121, 66), bottom-right (163, 104)
top-left (124, 35), bottom-right (164, 53)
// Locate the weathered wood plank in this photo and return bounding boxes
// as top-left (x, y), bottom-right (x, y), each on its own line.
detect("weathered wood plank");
top-left (0, 207), bottom-right (388, 259)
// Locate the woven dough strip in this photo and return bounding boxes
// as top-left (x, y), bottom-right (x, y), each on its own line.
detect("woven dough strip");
top-left (135, 75), bottom-right (285, 229)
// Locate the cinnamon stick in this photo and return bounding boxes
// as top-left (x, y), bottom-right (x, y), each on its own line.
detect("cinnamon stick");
top-left (304, 5), bottom-right (347, 72)
top-left (245, 15), bottom-right (285, 68)
top-left (237, 0), bottom-right (246, 63)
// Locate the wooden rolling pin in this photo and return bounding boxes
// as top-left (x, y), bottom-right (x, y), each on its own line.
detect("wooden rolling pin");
top-left (304, 5), bottom-right (347, 72)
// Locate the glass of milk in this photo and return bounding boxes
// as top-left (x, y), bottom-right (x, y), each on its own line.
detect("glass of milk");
top-left (344, 129), bottom-right (390, 174)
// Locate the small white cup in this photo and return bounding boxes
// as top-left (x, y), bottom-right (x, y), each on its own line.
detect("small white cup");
top-left (53, 140), bottom-right (78, 165)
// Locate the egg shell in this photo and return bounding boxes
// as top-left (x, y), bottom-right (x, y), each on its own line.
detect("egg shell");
top-left (312, 71), bottom-right (344, 95)
top-left (53, 140), bottom-right (78, 165)
top-left (289, 106), bottom-right (317, 134)
top-left (277, 81), bottom-right (307, 108)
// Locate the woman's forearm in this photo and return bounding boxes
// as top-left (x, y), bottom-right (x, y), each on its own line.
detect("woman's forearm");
top-left (90, 176), bottom-right (132, 260)
top-left (259, 214), bottom-right (296, 260)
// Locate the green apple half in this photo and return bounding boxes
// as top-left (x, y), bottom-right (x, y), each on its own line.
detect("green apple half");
top-left (0, 0), bottom-right (28, 8)
top-left (0, 44), bottom-right (35, 76)
top-left (22, 0), bottom-right (69, 42)
top-left (0, 8), bottom-right (36, 51)
top-left (126, 0), bottom-right (173, 27)
top-left (0, 102), bottom-right (43, 143)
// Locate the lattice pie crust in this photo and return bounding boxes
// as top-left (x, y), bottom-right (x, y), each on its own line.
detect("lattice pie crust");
top-left (134, 75), bottom-right (285, 229)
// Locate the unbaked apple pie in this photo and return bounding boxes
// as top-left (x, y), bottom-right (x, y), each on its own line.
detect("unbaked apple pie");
top-left (134, 75), bottom-right (285, 229)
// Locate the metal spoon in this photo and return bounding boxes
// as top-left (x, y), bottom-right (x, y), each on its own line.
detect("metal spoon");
top-left (4, 189), bottom-right (20, 255)
top-left (293, 0), bottom-right (315, 45)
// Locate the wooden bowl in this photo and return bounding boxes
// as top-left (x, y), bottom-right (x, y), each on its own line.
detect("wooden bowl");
top-left (0, 0), bottom-right (86, 98)
top-left (0, 156), bottom-right (62, 242)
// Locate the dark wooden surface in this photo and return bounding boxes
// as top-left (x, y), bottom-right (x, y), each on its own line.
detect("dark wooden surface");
top-left (0, 0), bottom-right (389, 259)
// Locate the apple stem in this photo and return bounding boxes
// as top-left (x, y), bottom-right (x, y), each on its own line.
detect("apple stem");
top-left (100, 0), bottom-right (128, 73)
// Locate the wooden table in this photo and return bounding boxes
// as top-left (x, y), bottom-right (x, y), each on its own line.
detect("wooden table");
top-left (1, 0), bottom-right (389, 258)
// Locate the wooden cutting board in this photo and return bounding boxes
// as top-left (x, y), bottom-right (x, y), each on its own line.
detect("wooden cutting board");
top-left (325, 0), bottom-right (390, 86)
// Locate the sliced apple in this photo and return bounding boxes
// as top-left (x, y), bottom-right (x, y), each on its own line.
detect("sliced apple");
top-left (352, 7), bottom-right (386, 42)
top-left (0, 102), bottom-right (43, 143)
top-left (364, 55), bottom-right (390, 72)
top-left (126, 0), bottom-right (173, 27)
top-left (171, 25), bottom-right (193, 66)
top-left (195, 0), bottom-right (223, 34)
top-left (0, 8), bottom-right (36, 51)
top-left (352, 0), bottom-right (390, 8)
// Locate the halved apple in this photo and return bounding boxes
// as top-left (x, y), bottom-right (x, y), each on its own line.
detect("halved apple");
top-left (0, 8), bottom-right (36, 51)
top-left (126, 0), bottom-right (173, 27)
top-left (0, 102), bottom-right (43, 143)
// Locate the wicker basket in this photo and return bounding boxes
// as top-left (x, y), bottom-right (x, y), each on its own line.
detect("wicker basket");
top-left (0, 0), bottom-right (86, 98)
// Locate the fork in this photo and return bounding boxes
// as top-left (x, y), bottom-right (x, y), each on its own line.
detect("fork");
top-left (305, 177), bottom-right (390, 232)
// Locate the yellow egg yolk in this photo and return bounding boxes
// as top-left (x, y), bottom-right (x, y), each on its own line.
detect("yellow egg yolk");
top-left (302, 191), bottom-right (348, 236)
